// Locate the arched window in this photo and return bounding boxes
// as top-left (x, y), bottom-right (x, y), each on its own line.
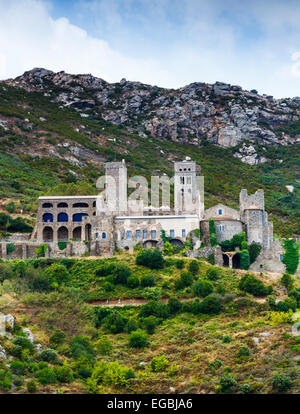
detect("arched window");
top-left (57, 202), bottom-right (68, 208)
top-left (58, 226), bottom-right (68, 241)
top-left (73, 202), bottom-right (89, 208)
top-left (42, 203), bottom-right (53, 209)
top-left (58, 212), bottom-right (68, 222)
top-left (102, 232), bottom-right (107, 239)
top-left (73, 213), bottom-right (88, 222)
top-left (218, 209), bottom-right (223, 215)
top-left (43, 213), bottom-right (53, 223)
top-left (93, 201), bottom-right (96, 207)
top-left (72, 227), bottom-right (82, 240)
top-left (43, 226), bottom-right (53, 242)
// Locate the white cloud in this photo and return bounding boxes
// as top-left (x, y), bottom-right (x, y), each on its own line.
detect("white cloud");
top-left (0, 0), bottom-right (300, 98)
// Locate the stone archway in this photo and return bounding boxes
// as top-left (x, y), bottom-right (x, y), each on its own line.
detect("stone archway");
top-left (169, 238), bottom-right (184, 247)
top-left (143, 240), bottom-right (158, 249)
top-left (232, 253), bottom-right (241, 269)
top-left (222, 254), bottom-right (229, 267)
top-left (43, 226), bottom-right (53, 242)
top-left (57, 226), bottom-right (68, 241)
top-left (72, 226), bottom-right (82, 240)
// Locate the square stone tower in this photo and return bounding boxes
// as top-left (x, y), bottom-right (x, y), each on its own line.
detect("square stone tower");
top-left (104, 160), bottom-right (127, 214)
top-left (174, 159), bottom-right (203, 216)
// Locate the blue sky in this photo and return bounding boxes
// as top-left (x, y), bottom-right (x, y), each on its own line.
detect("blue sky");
top-left (0, 0), bottom-right (300, 97)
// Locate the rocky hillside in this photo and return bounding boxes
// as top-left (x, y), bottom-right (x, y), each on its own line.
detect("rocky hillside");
top-left (5, 68), bottom-right (300, 166)
top-left (0, 68), bottom-right (299, 237)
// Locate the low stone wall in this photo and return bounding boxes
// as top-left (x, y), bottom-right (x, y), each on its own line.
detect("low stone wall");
top-left (186, 246), bottom-right (223, 266)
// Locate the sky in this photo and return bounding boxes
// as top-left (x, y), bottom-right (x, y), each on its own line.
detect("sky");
top-left (0, 0), bottom-right (300, 97)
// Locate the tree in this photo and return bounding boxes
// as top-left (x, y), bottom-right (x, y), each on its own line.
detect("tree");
top-left (282, 239), bottom-right (299, 275)
top-left (248, 242), bottom-right (262, 264)
top-left (141, 274), bottom-right (155, 287)
top-left (104, 311), bottom-right (127, 334)
top-left (128, 329), bottom-right (148, 348)
top-left (168, 297), bottom-right (182, 314)
top-left (193, 279), bottom-right (214, 297)
top-left (136, 248), bottom-right (164, 269)
top-left (44, 263), bottom-right (70, 287)
top-left (163, 241), bottom-right (174, 256)
top-left (209, 219), bottom-right (217, 246)
top-left (188, 260), bottom-right (199, 275)
top-left (281, 273), bottom-right (294, 291)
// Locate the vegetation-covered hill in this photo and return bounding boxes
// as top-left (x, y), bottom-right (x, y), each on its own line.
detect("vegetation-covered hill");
top-left (0, 76), bottom-right (299, 236)
top-left (0, 250), bottom-right (300, 394)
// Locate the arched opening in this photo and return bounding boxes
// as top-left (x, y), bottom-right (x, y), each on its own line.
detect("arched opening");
top-left (42, 203), bottom-right (53, 209)
top-left (72, 226), bottom-right (82, 240)
top-left (57, 226), bottom-right (68, 241)
top-left (143, 240), bottom-right (158, 249)
top-left (73, 213), bottom-right (88, 222)
top-left (58, 212), bottom-right (68, 222)
top-left (124, 246), bottom-right (129, 251)
top-left (102, 232), bottom-right (107, 239)
top-left (93, 201), bottom-right (96, 207)
top-left (73, 202), bottom-right (89, 208)
top-left (85, 224), bottom-right (92, 241)
top-left (223, 254), bottom-right (229, 267)
top-left (57, 202), bottom-right (68, 208)
top-left (169, 238), bottom-right (184, 247)
top-left (43, 226), bottom-right (53, 242)
top-left (43, 213), bottom-right (53, 223)
top-left (232, 253), bottom-right (241, 269)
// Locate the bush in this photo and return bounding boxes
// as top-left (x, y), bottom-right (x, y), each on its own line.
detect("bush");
top-left (239, 250), bottom-right (250, 270)
top-left (222, 335), bottom-right (231, 343)
top-left (126, 318), bottom-right (139, 333)
top-left (272, 373), bottom-right (292, 392)
top-left (199, 294), bottom-right (222, 314)
top-left (27, 380), bottom-right (37, 393)
top-left (13, 336), bottom-right (34, 353)
top-left (0, 369), bottom-right (12, 391)
top-left (44, 263), bottom-right (70, 288)
top-left (97, 337), bottom-right (113, 355)
top-left (168, 297), bottom-right (182, 314)
top-left (282, 239), bottom-right (299, 275)
top-left (276, 297), bottom-right (297, 312)
top-left (87, 361), bottom-right (134, 391)
top-left (188, 260), bottom-right (199, 275)
top-left (143, 287), bottom-right (162, 300)
top-left (70, 336), bottom-right (95, 361)
top-left (13, 376), bottom-right (24, 387)
top-left (206, 267), bottom-right (220, 281)
top-left (36, 367), bottom-right (57, 385)
top-left (163, 241), bottom-right (174, 256)
top-left (128, 330), bottom-right (148, 348)
top-left (143, 316), bottom-right (159, 334)
top-left (140, 300), bottom-right (170, 319)
top-left (151, 354), bottom-right (169, 372)
top-left (127, 275), bottom-right (139, 288)
top-left (176, 260), bottom-right (184, 269)
top-left (220, 373), bottom-right (237, 393)
top-left (239, 273), bottom-right (273, 296)
top-left (104, 311), bottom-right (127, 334)
top-left (50, 330), bottom-right (66, 347)
top-left (136, 248), bottom-right (164, 269)
top-left (40, 349), bottom-right (59, 363)
top-left (192, 279), bottom-right (214, 297)
top-left (248, 242), bottom-right (262, 264)
top-left (237, 345), bottom-right (250, 357)
top-left (10, 361), bottom-right (25, 375)
top-left (175, 271), bottom-right (193, 290)
top-left (54, 365), bottom-right (74, 383)
top-left (140, 274), bottom-right (155, 287)
top-left (281, 273), bottom-right (294, 291)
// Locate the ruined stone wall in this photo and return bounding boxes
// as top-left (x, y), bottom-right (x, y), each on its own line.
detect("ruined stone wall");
top-left (200, 219), bottom-right (243, 244)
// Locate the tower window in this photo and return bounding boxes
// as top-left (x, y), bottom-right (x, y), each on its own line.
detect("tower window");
top-left (187, 177), bottom-right (191, 184)
top-left (280, 254), bottom-right (283, 262)
top-left (170, 229), bottom-right (175, 238)
top-left (218, 209), bottom-right (223, 215)
top-left (180, 176), bottom-right (185, 184)
top-left (102, 232), bottom-right (107, 239)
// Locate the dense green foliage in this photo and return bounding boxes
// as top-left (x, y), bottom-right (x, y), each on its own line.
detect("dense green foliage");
top-left (239, 273), bottom-right (273, 296)
top-left (282, 239), bottom-right (300, 275)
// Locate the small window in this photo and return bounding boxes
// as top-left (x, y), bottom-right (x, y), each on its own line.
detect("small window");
top-left (219, 225), bottom-right (225, 232)
top-left (136, 230), bottom-right (141, 239)
top-left (187, 177), bottom-right (191, 184)
top-left (95, 233), bottom-right (99, 239)
top-left (280, 254), bottom-right (283, 262)
top-left (182, 229), bottom-right (186, 238)
top-left (57, 202), bottom-right (68, 208)
top-left (180, 176), bottom-right (184, 184)
top-left (143, 230), bottom-right (147, 239)
top-left (126, 231), bottom-right (132, 240)
top-left (42, 203), bottom-right (53, 209)
top-left (170, 229), bottom-right (175, 238)
top-left (102, 232), bottom-right (107, 239)
top-left (218, 209), bottom-right (223, 215)
top-left (151, 230), bottom-right (156, 239)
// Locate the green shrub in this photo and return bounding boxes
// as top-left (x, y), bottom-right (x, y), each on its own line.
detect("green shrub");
top-left (237, 345), bottom-right (250, 357)
top-left (13, 376), bottom-right (24, 387)
top-left (239, 250), bottom-right (250, 270)
top-left (50, 330), bottom-right (66, 347)
top-left (239, 273), bottom-right (273, 296)
top-left (188, 260), bottom-right (199, 275)
top-left (70, 336), bottom-right (95, 361)
top-left (35, 243), bottom-right (47, 258)
top-left (282, 239), bottom-right (299, 275)
top-left (126, 318), bottom-right (139, 333)
top-left (10, 361), bottom-right (25, 375)
top-left (272, 373), bottom-right (292, 392)
top-left (36, 367), bottom-right (57, 385)
top-left (193, 279), bottom-right (214, 297)
top-left (281, 273), bottom-right (294, 291)
top-left (5, 202), bottom-right (16, 213)
top-left (44, 263), bottom-right (70, 287)
top-left (206, 266), bottom-right (220, 281)
top-left (0, 369), bottom-right (12, 391)
top-left (139, 300), bottom-right (170, 319)
top-left (163, 241), bottom-right (174, 256)
top-left (248, 242), bottom-right (262, 264)
top-left (151, 354), bottom-right (169, 372)
top-left (220, 373), bottom-right (237, 393)
top-left (176, 260), bottom-right (184, 269)
top-left (27, 380), bottom-right (37, 393)
top-left (128, 329), bottom-right (148, 348)
top-left (97, 337), bottom-right (113, 355)
top-left (143, 316), bottom-right (159, 334)
top-left (54, 365), bottom-right (74, 383)
top-left (40, 348), bottom-right (59, 363)
top-left (87, 361), bottom-right (134, 391)
top-left (240, 384), bottom-right (251, 394)
top-left (199, 294), bottom-right (222, 314)
top-left (168, 297), bottom-right (182, 314)
top-left (140, 274), bottom-right (155, 287)
top-left (142, 287), bottom-right (162, 300)
top-left (276, 297), bottom-right (297, 312)
top-left (127, 275), bottom-right (139, 288)
top-left (13, 336), bottom-right (34, 353)
top-left (104, 311), bottom-right (127, 334)
top-left (175, 271), bottom-right (193, 290)
top-left (136, 248), bottom-right (164, 269)
top-left (222, 335), bottom-right (231, 343)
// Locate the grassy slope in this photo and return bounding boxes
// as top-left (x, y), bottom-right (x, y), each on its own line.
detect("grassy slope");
top-left (0, 84), bottom-right (299, 236)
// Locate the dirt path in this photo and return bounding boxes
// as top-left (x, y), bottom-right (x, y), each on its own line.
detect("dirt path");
top-left (88, 297), bottom-right (193, 307)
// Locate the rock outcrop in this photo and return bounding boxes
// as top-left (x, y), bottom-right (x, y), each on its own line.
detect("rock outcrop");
top-left (4, 68), bottom-right (300, 165)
